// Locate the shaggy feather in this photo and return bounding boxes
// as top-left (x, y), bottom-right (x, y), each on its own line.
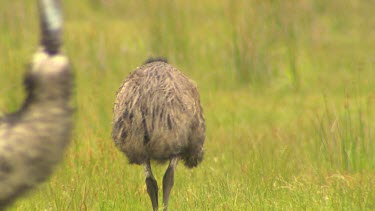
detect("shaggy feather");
top-left (112, 61), bottom-right (205, 167)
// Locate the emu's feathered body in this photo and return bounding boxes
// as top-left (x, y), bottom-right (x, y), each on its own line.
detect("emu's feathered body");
top-left (112, 60), bottom-right (205, 211)
top-left (0, 0), bottom-right (73, 207)
top-left (112, 61), bottom-right (205, 167)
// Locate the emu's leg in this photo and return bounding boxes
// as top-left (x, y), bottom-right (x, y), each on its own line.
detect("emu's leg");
top-left (162, 157), bottom-right (178, 211)
top-left (144, 159), bottom-right (158, 211)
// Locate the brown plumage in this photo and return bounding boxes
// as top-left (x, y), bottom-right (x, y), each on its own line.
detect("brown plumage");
top-left (112, 59), bottom-right (205, 210)
top-left (0, 0), bottom-right (73, 208)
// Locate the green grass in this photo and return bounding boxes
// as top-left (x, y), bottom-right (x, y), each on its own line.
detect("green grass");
top-left (1, 0), bottom-right (375, 210)
top-left (312, 94), bottom-right (374, 172)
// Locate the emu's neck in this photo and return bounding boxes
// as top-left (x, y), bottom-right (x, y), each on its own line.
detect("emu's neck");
top-left (18, 84), bottom-right (72, 121)
top-left (20, 68), bottom-right (72, 117)
top-left (25, 95), bottom-right (70, 112)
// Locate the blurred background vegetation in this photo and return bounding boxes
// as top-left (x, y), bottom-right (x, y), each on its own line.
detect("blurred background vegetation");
top-left (0, 0), bottom-right (374, 210)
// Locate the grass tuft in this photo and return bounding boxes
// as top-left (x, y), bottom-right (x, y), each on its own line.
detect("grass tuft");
top-left (312, 95), bottom-right (374, 172)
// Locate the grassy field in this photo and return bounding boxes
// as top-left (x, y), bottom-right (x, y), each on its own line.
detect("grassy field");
top-left (1, 0), bottom-right (375, 210)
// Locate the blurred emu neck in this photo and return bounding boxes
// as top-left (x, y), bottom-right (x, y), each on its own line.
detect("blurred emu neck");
top-left (22, 67), bottom-right (72, 110)
top-left (20, 92), bottom-right (70, 118)
top-left (21, 82), bottom-right (71, 115)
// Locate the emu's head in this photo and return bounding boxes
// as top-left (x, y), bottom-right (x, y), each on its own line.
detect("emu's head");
top-left (23, 0), bottom-right (71, 103)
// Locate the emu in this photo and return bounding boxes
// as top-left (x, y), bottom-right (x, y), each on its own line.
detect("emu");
top-left (0, 0), bottom-right (73, 208)
top-left (112, 59), bottom-right (205, 211)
